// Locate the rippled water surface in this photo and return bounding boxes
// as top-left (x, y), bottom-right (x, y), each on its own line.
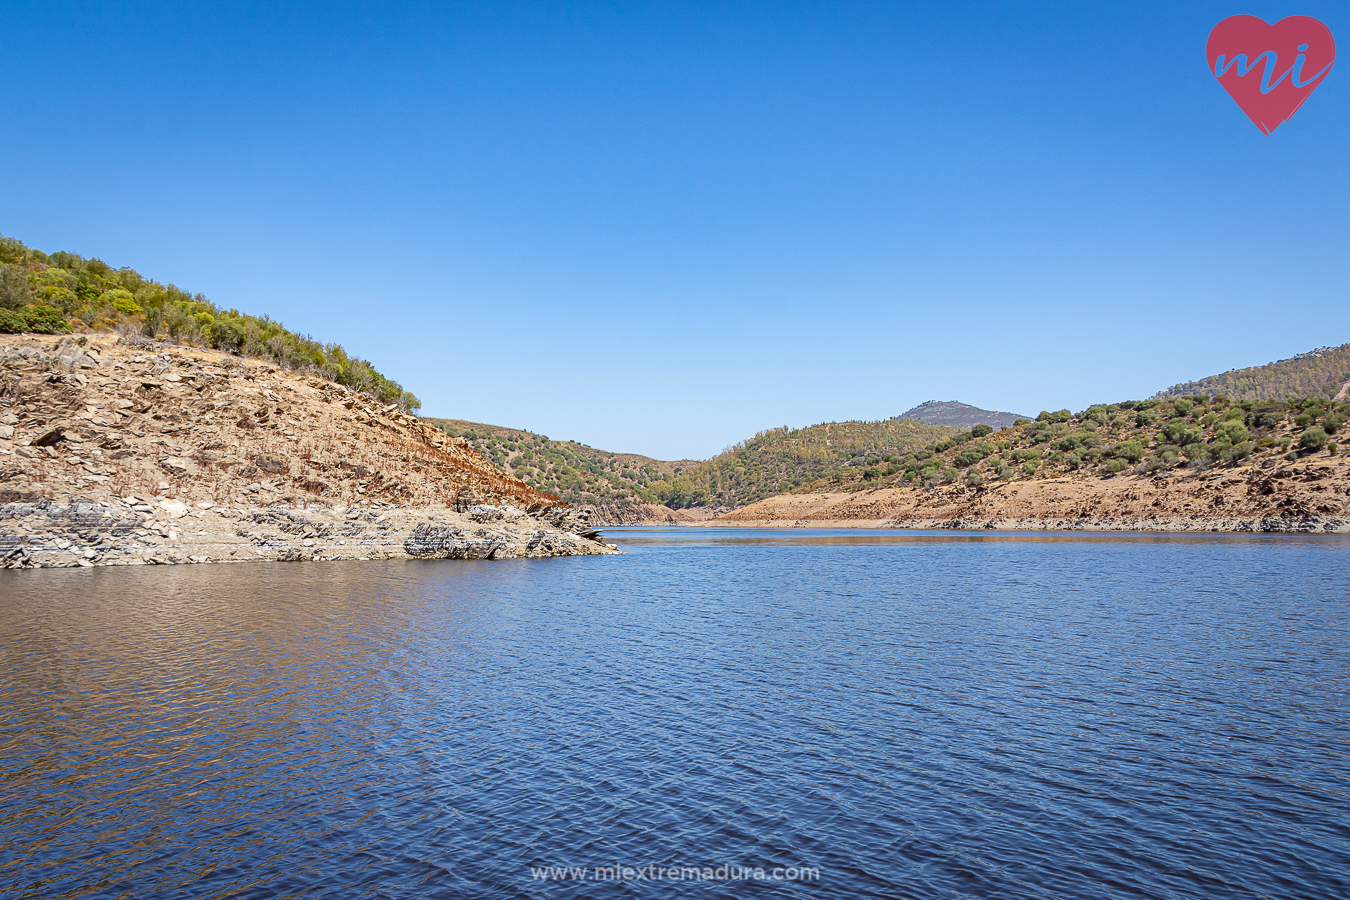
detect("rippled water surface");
top-left (2, 528), bottom-right (1349, 898)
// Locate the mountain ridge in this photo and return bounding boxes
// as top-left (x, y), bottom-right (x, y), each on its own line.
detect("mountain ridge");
top-left (897, 400), bottom-right (1029, 430)
top-left (1155, 342), bottom-right (1350, 402)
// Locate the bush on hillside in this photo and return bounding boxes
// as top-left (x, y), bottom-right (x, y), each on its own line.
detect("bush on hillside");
top-left (0, 304), bottom-right (69, 334)
top-left (0, 264), bottom-right (33, 310)
top-left (1250, 403), bottom-right (1285, 429)
top-left (1215, 420), bottom-right (1250, 445)
top-left (1300, 427), bottom-right (1329, 452)
top-left (1163, 420), bottom-right (1203, 446)
top-left (1109, 441), bottom-right (1145, 463)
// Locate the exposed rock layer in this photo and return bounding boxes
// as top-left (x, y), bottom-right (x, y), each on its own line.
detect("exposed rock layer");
top-left (709, 462), bottom-right (1350, 533)
top-left (0, 334), bottom-right (617, 565)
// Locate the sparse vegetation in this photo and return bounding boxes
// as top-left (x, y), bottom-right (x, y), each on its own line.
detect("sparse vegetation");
top-left (641, 419), bottom-right (953, 508)
top-left (428, 419), bottom-right (685, 507)
top-left (429, 416), bottom-right (954, 509)
top-left (812, 394), bottom-right (1350, 494)
top-left (0, 232), bottom-right (418, 410)
top-left (1157, 344), bottom-right (1350, 402)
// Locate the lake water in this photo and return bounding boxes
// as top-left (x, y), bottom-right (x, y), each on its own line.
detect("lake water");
top-left (2, 528), bottom-right (1348, 899)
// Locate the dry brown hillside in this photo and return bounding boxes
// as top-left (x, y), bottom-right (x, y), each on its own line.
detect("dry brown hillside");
top-left (714, 459), bottom-right (1350, 532)
top-left (0, 333), bottom-right (556, 509)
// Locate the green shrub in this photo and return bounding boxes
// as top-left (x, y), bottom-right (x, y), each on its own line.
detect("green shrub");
top-left (0, 305), bottom-right (70, 333)
top-left (101, 288), bottom-right (142, 316)
top-left (1324, 413), bottom-right (1345, 435)
top-left (970, 424), bottom-right (993, 438)
top-left (20, 304), bottom-right (69, 333)
top-left (1224, 441), bottom-right (1253, 464)
top-left (1330, 443), bottom-right (1339, 455)
top-left (966, 471), bottom-right (983, 487)
top-left (1215, 420), bottom-right (1249, 445)
top-left (0, 263), bottom-right (33, 310)
top-left (862, 466), bottom-right (881, 481)
top-left (1181, 441), bottom-right (1207, 460)
top-left (1163, 420), bottom-right (1204, 446)
top-left (1135, 409), bottom-right (1157, 427)
top-left (1172, 398), bottom-right (1194, 416)
top-left (1295, 411), bottom-right (1314, 428)
top-left (1104, 459), bottom-right (1126, 474)
top-left (1277, 436), bottom-right (1292, 450)
top-left (1300, 427), bottom-right (1329, 452)
top-left (1110, 441), bottom-right (1146, 463)
top-left (1022, 461), bottom-right (1038, 475)
top-left (1250, 403), bottom-right (1285, 429)
top-left (953, 447), bottom-right (986, 468)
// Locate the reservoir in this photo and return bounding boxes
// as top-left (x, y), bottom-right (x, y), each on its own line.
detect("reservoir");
top-left (2, 528), bottom-right (1347, 898)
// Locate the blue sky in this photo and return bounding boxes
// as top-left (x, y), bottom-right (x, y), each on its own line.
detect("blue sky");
top-left (3, 2), bottom-right (1347, 459)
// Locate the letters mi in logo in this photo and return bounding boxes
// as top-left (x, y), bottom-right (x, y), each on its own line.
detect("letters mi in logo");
top-left (1207, 15), bottom-right (1335, 134)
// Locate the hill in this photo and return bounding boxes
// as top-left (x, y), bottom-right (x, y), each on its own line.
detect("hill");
top-left (429, 416), bottom-right (954, 512)
top-left (642, 418), bottom-right (954, 509)
top-left (1, 334), bottom-right (615, 567)
top-left (897, 400), bottom-right (1028, 430)
top-left (1155, 344), bottom-right (1350, 402)
top-left (0, 232), bottom-right (418, 410)
top-left (717, 395), bottom-right (1350, 531)
top-left (425, 418), bottom-right (695, 507)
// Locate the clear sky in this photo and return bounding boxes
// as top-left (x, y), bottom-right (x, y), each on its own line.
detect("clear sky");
top-left (3, 2), bottom-right (1347, 460)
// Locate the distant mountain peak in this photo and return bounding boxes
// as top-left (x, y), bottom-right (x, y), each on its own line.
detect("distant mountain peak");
top-left (896, 400), bottom-right (1029, 431)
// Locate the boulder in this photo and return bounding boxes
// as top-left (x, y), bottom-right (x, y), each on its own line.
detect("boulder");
top-left (31, 427), bottom-right (66, 447)
top-left (158, 498), bottom-right (191, 518)
top-left (159, 457), bottom-right (192, 476)
top-left (404, 523), bottom-right (505, 559)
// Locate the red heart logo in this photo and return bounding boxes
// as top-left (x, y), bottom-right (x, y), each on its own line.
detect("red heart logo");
top-left (1206, 15), bottom-right (1335, 134)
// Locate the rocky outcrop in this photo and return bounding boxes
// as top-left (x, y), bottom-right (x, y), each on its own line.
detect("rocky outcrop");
top-left (0, 497), bottom-right (617, 568)
top-left (0, 333), bottom-right (616, 565)
top-left (585, 504), bottom-right (723, 523)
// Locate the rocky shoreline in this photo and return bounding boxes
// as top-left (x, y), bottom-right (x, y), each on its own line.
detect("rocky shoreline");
top-left (0, 496), bottom-right (617, 569)
top-left (702, 461), bottom-right (1350, 534)
top-left (697, 515), bottom-right (1350, 533)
